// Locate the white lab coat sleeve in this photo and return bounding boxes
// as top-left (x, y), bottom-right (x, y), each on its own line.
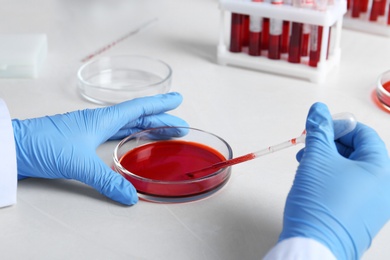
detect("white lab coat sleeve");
top-left (0, 99), bottom-right (17, 208)
top-left (263, 237), bottom-right (337, 260)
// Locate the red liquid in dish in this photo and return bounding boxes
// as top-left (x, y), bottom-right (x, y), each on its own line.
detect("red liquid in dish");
top-left (383, 81), bottom-right (390, 91)
top-left (377, 81), bottom-right (390, 108)
top-left (119, 140), bottom-right (230, 197)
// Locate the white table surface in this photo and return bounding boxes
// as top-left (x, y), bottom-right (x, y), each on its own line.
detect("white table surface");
top-left (1, 0), bottom-right (390, 259)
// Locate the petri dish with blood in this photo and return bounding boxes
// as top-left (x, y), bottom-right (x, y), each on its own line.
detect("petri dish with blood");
top-left (375, 70), bottom-right (390, 112)
top-left (113, 127), bottom-right (233, 203)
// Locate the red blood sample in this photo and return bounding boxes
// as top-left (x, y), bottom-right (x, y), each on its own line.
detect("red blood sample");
top-left (370, 0), bottom-right (381, 21)
top-left (378, 81), bottom-right (390, 108)
top-left (360, 0), bottom-right (368, 12)
top-left (268, 0), bottom-right (283, 59)
top-left (379, 0), bottom-right (386, 16)
top-left (261, 18), bottom-right (270, 50)
top-left (388, 3), bottom-right (390, 24)
top-left (230, 13), bottom-right (243, 52)
top-left (309, 26), bottom-right (323, 67)
top-left (249, 15), bottom-right (263, 56)
top-left (281, 21), bottom-right (290, 53)
top-left (268, 18), bottom-right (283, 59)
top-left (301, 32), bottom-right (309, 57)
top-left (383, 81), bottom-right (390, 91)
top-left (288, 22), bottom-right (303, 63)
top-left (119, 140), bottom-right (229, 197)
top-left (352, 0), bottom-right (361, 18)
top-left (300, 0), bottom-right (313, 57)
top-left (301, 26), bottom-right (310, 57)
top-left (249, 31), bottom-right (262, 56)
top-left (242, 15), bottom-right (250, 47)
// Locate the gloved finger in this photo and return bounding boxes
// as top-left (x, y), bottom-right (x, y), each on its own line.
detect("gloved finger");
top-left (337, 123), bottom-right (388, 162)
top-left (111, 91), bottom-right (183, 122)
top-left (109, 113), bottom-right (189, 140)
top-left (304, 102), bottom-right (336, 150)
top-left (76, 156), bottom-right (138, 205)
top-left (296, 148), bottom-right (304, 162)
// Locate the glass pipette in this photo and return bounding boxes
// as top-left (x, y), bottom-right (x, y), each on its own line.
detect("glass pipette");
top-left (186, 112), bottom-right (357, 179)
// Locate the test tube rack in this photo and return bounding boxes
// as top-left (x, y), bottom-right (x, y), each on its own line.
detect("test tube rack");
top-left (217, 0), bottom-right (347, 83)
top-left (343, 0), bottom-right (390, 36)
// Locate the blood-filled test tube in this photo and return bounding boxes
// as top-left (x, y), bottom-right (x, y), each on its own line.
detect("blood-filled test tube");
top-left (268, 0), bottom-right (283, 59)
top-left (300, 0), bottom-right (313, 57)
top-left (281, 21), bottom-right (290, 53)
top-left (249, 1), bottom-right (263, 56)
top-left (388, 3), bottom-right (390, 24)
top-left (351, 0), bottom-right (361, 18)
top-left (288, 22), bottom-right (302, 63)
top-left (242, 15), bottom-right (250, 47)
top-left (360, 0), bottom-right (368, 12)
top-left (288, 0), bottom-right (303, 63)
top-left (370, 0), bottom-right (381, 21)
top-left (261, 18), bottom-right (270, 50)
top-left (281, 0), bottom-right (292, 53)
top-left (379, 0), bottom-right (386, 16)
top-left (301, 25), bottom-right (310, 56)
top-left (309, 26), bottom-right (323, 67)
top-left (261, 0), bottom-right (271, 51)
top-left (230, 13), bottom-right (243, 52)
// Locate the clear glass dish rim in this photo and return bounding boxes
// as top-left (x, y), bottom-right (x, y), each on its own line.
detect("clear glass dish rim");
top-left (113, 126), bottom-right (233, 185)
top-left (77, 54), bottom-right (172, 91)
top-left (377, 69), bottom-right (390, 99)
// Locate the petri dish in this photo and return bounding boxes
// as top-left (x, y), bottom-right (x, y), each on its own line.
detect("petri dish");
top-left (77, 55), bottom-right (172, 105)
top-left (113, 127), bottom-right (233, 203)
top-left (376, 70), bottom-right (390, 112)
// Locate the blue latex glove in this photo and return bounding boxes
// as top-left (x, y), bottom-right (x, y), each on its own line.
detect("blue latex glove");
top-left (279, 102), bottom-right (390, 259)
top-left (12, 92), bottom-right (188, 205)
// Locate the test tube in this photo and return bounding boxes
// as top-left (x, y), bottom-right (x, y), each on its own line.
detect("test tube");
top-left (309, 0), bottom-right (328, 67)
top-left (262, 18), bottom-right (270, 50)
top-left (261, 0), bottom-right (271, 50)
top-left (281, 0), bottom-right (292, 53)
top-left (230, 13), bottom-right (243, 52)
top-left (351, 0), bottom-right (361, 17)
top-left (388, 2), bottom-right (390, 24)
top-left (360, 0), bottom-right (369, 12)
top-left (249, 0), bottom-right (263, 56)
top-left (301, 0), bottom-right (314, 57)
top-left (370, 0), bottom-right (381, 21)
top-left (379, 0), bottom-right (386, 16)
top-left (242, 15), bottom-right (250, 47)
top-left (288, 0), bottom-right (303, 63)
top-left (268, 0), bottom-right (283, 59)
top-left (309, 26), bottom-right (323, 67)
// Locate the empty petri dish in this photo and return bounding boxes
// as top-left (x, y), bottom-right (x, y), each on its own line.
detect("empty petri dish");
top-left (77, 55), bottom-right (172, 105)
top-left (376, 70), bottom-right (390, 112)
top-left (113, 127), bottom-right (233, 203)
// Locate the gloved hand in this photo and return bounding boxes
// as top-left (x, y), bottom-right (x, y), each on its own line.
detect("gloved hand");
top-left (12, 92), bottom-right (188, 206)
top-left (279, 102), bottom-right (390, 259)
